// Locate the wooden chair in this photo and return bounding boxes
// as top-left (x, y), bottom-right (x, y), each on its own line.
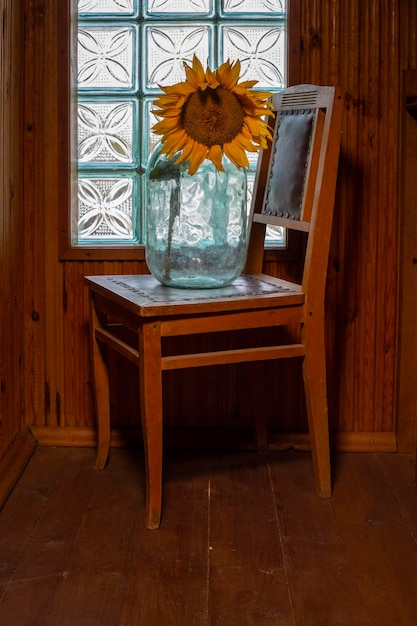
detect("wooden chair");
top-left (85, 84), bottom-right (344, 528)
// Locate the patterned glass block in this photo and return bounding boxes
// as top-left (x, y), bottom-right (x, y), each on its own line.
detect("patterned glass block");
top-left (144, 98), bottom-right (161, 162)
top-left (78, 177), bottom-right (136, 240)
top-left (78, 0), bottom-right (136, 13)
top-left (146, 0), bottom-right (212, 15)
top-left (144, 24), bottom-right (211, 89)
top-left (266, 225), bottom-right (285, 244)
top-left (78, 101), bottom-right (135, 164)
top-left (245, 173), bottom-right (284, 244)
top-left (221, 23), bottom-right (285, 88)
top-left (78, 27), bottom-right (134, 89)
top-left (75, 1), bottom-right (286, 245)
top-left (223, 0), bottom-right (284, 13)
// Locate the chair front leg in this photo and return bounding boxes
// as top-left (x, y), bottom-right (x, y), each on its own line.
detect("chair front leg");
top-left (138, 321), bottom-right (164, 529)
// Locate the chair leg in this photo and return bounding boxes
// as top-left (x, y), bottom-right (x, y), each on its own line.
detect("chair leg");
top-left (138, 322), bottom-right (163, 529)
top-left (302, 318), bottom-right (331, 498)
top-left (89, 296), bottom-right (111, 471)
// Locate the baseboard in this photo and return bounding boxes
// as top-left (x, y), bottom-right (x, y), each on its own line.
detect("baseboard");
top-left (0, 429), bottom-right (38, 510)
top-left (29, 426), bottom-right (398, 453)
top-left (328, 431), bottom-right (397, 452)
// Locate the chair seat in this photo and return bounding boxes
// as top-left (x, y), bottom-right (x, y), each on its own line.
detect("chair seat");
top-left (86, 273), bottom-right (305, 318)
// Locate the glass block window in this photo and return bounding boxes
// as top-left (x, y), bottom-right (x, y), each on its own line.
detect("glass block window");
top-left (75, 0), bottom-right (286, 245)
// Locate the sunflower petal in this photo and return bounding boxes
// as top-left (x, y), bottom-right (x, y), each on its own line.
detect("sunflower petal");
top-left (152, 108), bottom-right (183, 118)
top-left (206, 66), bottom-right (220, 89)
top-left (183, 55), bottom-right (206, 89)
top-left (244, 115), bottom-right (273, 142)
top-left (223, 138), bottom-right (249, 169)
top-left (163, 129), bottom-right (189, 156)
top-left (188, 146), bottom-right (208, 175)
top-left (164, 82), bottom-right (195, 97)
top-left (235, 80), bottom-right (259, 90)
top-left (152, 116), bottom-right (182, 134)
top-left (174, 135), bottom-right (197, 166)
top-left (216, 59), bottom-right (240, 89)
top-left (207, 145), bottom-right (224, 172)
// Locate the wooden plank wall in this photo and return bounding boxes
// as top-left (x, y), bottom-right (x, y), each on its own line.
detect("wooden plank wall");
top-left (396, 0), bottom-right (417, 453)
top-left (0, 0), bottom-right (24, 460)
top-left (15, 0), bottom-right (417, 455)
top-left (300, 0), bottom-right (399, 441)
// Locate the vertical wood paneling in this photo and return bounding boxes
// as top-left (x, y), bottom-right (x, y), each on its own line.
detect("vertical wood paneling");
top-left (396, 70), bottom-right (417, 454)
top-left (299, 0), bottom-right (400, 435)
top-left (325, 0), bottom-right (360, 433)
top-left (15, 0), bottom-right (417, 450)
top-left (401, 0), bottom-right (417, 69)
top-left (375, 0), bottom-right (398, 433)
top-left (22, 0), bottom-right (46, 427)
top-left (396, 0), bottom-right (417, 452)
top-left (0, 0), bottom-right (24, 460)
top-left (357, 0), bottom-right (379, 432)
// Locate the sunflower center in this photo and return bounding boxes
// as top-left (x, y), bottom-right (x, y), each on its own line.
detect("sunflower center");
top-left (181, 86), bottom-right (245, 147)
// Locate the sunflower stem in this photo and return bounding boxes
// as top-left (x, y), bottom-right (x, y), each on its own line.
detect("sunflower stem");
top-left (165, 178), bottom-right (180, 281)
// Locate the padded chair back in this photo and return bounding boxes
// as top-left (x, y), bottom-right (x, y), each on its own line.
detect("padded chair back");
top-left (245, 84), bottom-right (344, 300)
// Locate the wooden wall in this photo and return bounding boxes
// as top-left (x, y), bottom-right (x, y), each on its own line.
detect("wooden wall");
top-left (396, 1), bottom-right (417, 453)
top-left (300, 0), bottom-right (400, 444)
top-left (0, 0), bottom-right (24, 460)
top-left (1, 0), bottom-right (414, 460)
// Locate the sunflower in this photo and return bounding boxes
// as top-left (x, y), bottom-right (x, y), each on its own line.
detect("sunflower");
top-left (151, 55), bottom-right (274, 175)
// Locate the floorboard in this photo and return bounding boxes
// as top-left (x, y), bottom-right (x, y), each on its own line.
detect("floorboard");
top-left (0, 447), bottom-right (417, 625)
top-left (0, 447), bottom-right (69, 588)
top-left (118, 450), bottom-right (210, 625)
top-left (373, 452), bottom-right (417, 537)
top-left (207, 452), bottom-right (293, 625)
top-left (268, 451), bottom-right (370, 626)
top-left (330, 453), bottom-right (417, 626)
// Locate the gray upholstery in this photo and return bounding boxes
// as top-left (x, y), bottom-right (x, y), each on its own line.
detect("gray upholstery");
top-left (263, 109), bottom-right (315, 220)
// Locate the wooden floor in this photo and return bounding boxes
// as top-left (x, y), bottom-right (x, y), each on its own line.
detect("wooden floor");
top-left (1, 447), bottom-right (417, 625)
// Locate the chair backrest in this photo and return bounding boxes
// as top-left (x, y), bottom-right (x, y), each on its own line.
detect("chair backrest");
top-left (245, 84), bottom-right (344, 298)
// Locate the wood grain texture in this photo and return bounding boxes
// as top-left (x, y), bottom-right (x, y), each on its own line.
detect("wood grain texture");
top-left (207, 453), bottom-right (293, 624)
top-left (0, 0), bottom-right (24, 460)
top-left (0, 429), bottom-right (37, 510)
top-left (1, 0), bottom-right (413, 455)
top-left (29, 425), bottom-right (398, 453)
top-left (299, 0), bottom-right (399, 438)
top-left (1, 447), bottom-right (417, 625)
top-left (65, 3), bottom-right (399, 438)
top-left (396, 69), bottom-right (417, 454)
top-left (329, 453), bottom-right (417, 624)
top-left (269, 453), bottom-right (371, 625)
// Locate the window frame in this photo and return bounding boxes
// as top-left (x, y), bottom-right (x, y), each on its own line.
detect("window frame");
top-left (58, 0), bottom-right (301, 262)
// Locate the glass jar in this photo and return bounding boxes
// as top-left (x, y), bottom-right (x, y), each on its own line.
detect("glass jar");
top-left (145, 144), bottom-right (248, 289)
